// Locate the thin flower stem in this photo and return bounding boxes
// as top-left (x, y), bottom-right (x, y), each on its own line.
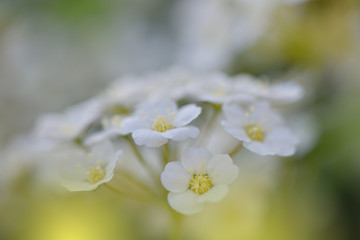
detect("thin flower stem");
top-left (124, 136), bottom-right (159, 183)
top-left (163, 143), bottom-right (171, 164)
top-left (120, 171), bottom-right (162, 200)
top-left (170, 211), bottom-right (183, 240)
top-left (229, 143), bottom-right (243, 157)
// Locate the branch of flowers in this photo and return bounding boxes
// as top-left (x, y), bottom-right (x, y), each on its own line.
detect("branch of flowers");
top-left (229, 143), bottom-right (243, 157)
top-left (124, 136), bottom-right (160, 184)
top-left (195, 104), bottom-right (221, 147)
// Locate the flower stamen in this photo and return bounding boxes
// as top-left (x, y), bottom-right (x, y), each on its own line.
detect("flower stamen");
top-left (153, 116), bottom-right (173, 132)
top-left (189, 174), bottom-right (213, 195)
top-left (245, 124), bottom-right (265, 141)
top-left (87, 165), bottom-right (106, 184)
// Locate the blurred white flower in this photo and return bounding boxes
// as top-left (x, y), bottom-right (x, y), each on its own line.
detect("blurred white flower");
top-left (123, 99), bottom-right (201, 147)
top-left (33, 97), bottom-right (105, 142)
top-left (84, 115), bottom-right (131, 145)
top-left (187, 72), bottom-right (253, 104)
top-left (60, 141), bottom-right (121, 191)
top-left (173, 0), bottom-right (276, 70)
top-left (234, 75), bottom-right (304, 104)
top-left (161, 147), bottom-right (239, 215)
top-left (222, 101), bottom-right (298, 156)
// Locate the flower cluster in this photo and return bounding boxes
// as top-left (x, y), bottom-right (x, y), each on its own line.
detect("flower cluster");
top-left (30, 68), bottom-right (302, 215)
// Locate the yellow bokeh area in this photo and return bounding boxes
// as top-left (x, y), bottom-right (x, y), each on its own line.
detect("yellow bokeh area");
top-left (21, 195), bottom-right (128, 240)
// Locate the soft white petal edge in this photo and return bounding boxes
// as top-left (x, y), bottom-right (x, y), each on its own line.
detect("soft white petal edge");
top-left (162, 126), bottom-right (199, 141)
top-left (161, 162), bottom-right (192, 193)
top-left (174, 104), bottom-right (202, 127)
top-left (168, 191), bottom-right (204, 215)
top-left (132, 129), bottom-right (168, 147)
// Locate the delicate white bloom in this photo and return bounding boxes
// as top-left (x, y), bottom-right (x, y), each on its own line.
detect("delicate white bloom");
top-left (221, 101), bottom-right (298, 156)
top-left (84, 115), bottom-right (131, 145)
top-left (103, 76), bottom-right (148, 107)
top-left (104, 67), bottom-right (202, 105)
top-left (234, 75), bottom-right (304, 104)
top-left (161, 147), bottom-right (239, 215)
top-left (60, 141), bottom-right (121, 191)
top-left (123, 99), bottom-right (201, 147)
top-left (33, 97), bottom-right (104, 142)
top-left (188, 72), bottom-right (253, 104)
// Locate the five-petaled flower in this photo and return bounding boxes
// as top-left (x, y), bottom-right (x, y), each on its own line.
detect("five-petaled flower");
top-left (161, 147), bottom-right (239, 215)
top-left (122, 99), bottom-right (201, 147)
top-left (221, 101), bottom-right (298, 156)
top-left (60, 141), bottom-right (122, 191)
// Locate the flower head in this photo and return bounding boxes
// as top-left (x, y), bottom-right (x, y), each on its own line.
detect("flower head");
top-left (60, 141), bottom-right (121, 191)
top-left (161, 147), bottom-right (239, 215)
top-left (122, 99), bottom-right (201, 147)
top-left (221, 101), bottom-right (298, 156)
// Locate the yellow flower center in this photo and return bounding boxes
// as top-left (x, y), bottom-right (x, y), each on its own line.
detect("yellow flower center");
top-left (152, 116), bottom-right (173, 132)
top-left (189, 174), bottom-right (213, 195)
top-left (87, 166), bottom-right (106, 184)
top-left (245, 124), bottom-right (265, 142)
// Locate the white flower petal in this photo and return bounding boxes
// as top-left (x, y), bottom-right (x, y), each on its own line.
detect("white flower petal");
top-left (181, 147), bottom-right (212, 173)
top-left (197, 185), bottom-right (229, 203)
top-left (207, 154), bottom-right (239, 185)
top-left (132, 129), bottom-right (168, 147)
top-left (267, 127), bottom-right (298, 156)
top-left (137, 99), bottom-right (178, 121)
top-left (84, 129), bottom-right (126, 145)
top-left (168, 191), bottom-right (203, 215)
top-left (222, 102), bottom-right (247, 124)
top-left (161, 162), bottom-right (192, 192)
top-left (221, 121), bottom-right (251, 142)
top-left (91, 140), bottom-right (114, 162)
top-left (269, 82), bottom-right (304, 104)
top-left (243, 141), bottom-right (276, 156)
top-left (122, 116), bottom-right (151, 132)
top-left (61, 180), bottom-right (96, 192)
top-left (174, 104), bottom-right (201, 127)
top-left (162, 126), bottom-right (199, 141)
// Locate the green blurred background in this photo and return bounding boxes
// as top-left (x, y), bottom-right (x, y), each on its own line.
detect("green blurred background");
top-left (1, 0), bottom-right (360, 239)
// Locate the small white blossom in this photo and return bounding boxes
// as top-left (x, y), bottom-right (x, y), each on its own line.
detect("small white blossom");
top-left (123, 99), bottom-right (201, 147)
top-left (60, 141), bottom-right (121, 191)
top-left (188, 72), bottom-right (252, 104)
top-left (161, 147), bottom-right (239, 215)
top-left (84, 115), bottom-right (131, 145)
top-left (221, 101), bottom-right (298, 156)
top-left (33, 97), bottom-right (104, 142)
top-left (234, 75), bottom-right (304, 104)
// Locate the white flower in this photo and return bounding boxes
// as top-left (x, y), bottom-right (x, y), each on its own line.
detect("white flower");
top-left (84, 115), bottom-right (131, 145)
top-left (122, 99), bottom-right (201, 147)
top-left (234, 75), bottom-right (304, 104)
top-left (33, 97), bottom-right (104, 142)
top-left (221, 101), bottom-right (298, 156)
top-left (188, 72), bottom-right (252, 104)
top-left (161, 147), bottom-right (239, 215)
top-left (60, 141), bottom-right (121, 191)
